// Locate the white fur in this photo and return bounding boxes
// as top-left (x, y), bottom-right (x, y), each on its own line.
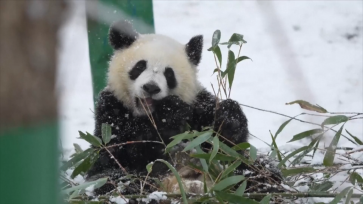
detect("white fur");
top-left (107, 34), bottom-right (203, 115)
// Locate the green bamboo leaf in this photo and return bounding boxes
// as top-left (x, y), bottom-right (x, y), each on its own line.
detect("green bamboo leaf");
top-left (270, 131), bottom-right (283, 163)
top-left (236, 56), bottom-right (252, 63)
top-left (62, 177), bottom-right (108, 195)
top-left (73, 143), bottom-right (83, 154)
top-left (61, 148), bottom-right (94, 171)
top-left (146, 162), bottom-right (153, 174)
top-left (274, 118), bottom-right (293, 141)
top-left (215, 191), bottom-right (258, 204)
top-left (71, 152), bottom-right (99, 179)
top-left (323, 125), bottom-right (344, 166)
top-left (166, 131), bottom-right (199, 153)
top-left (350, 172), bottom-right (363, 185)
top-left (234, 180), bottom-right (247, 196)
top-left (79, 131), bottom-right (102, 147)
top-left (232, 142), bottom-right (250, 151)
top-left (219, 141), bottom-right (240, 158)
top-left (156, 159), bottom-right (187, 204)
top-left (250, 144), bottom-right (257, 162)
top-left (195, 146), bottom-right (209, 172)
top-left (226, 50), bottom-right (236, 88)
top-left (221, 160), bottom-right (242, 179)
top-left (183, 131), bottom-right (212, 152)
top-left (288, 129), bottom-right (323, 143)
top-left (213, 45), bottom-right (222, 66)
top-left (281, 167), bottom-right (315, 177)
top-left (329, 187), bottom-right (352, 204)
top-left (346, 130), bottom-right (363, 145)
top-left (322, 115), bottom-right (348, 127)
top-left (286, 100), bottom-right (328, 113)
top-left (310, 181), bottom-right (333, 192)
top-left (277, 146), bottom-right (309, 168)
top-left (209, 136), bottom-right (220, 164)
top-left (260, 195), bottom-right (272, 204)
top-left (101, 123), bottom-right (112, 144)
top-left (345, 188), bottom-right (353, 204)
top-left (191, 153), bottom-right (236, 161)
top-left (213, 175), bottom-right (245, 191)
top-left (211, 30), bottom-right (221, 48)
top-left (290, 134), bottom-right (323, 165)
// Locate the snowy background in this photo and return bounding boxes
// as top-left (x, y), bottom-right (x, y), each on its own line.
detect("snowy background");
top-left (58, 1), bottom-right (363, 159)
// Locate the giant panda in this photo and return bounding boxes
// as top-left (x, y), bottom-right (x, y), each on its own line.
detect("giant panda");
top-left (86, 20), bottom-right (249, 196)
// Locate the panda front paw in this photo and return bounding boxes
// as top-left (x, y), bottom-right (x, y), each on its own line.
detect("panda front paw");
top-left (154, 95), bottom-right (193, 126)
top-left (214, 99), bottom-right (248, 145)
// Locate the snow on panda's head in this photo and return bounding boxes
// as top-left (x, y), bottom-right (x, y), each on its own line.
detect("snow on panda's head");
top-left (107, 20), bottom-right (203, 115)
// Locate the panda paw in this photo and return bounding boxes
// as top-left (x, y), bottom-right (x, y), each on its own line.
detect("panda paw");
top-left (214, 99), bottom-right (248, 145)
top-left (154, 95), bottom-right (193, 125)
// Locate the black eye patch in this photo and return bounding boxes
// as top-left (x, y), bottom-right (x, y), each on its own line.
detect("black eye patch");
top-left (129, 60), bottom-right (147, 80)
top-left (164, 67), bottom-right (177, 89)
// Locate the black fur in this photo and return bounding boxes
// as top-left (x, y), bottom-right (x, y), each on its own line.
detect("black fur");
top-left (164, 67), bottom-right (177, 89)
top-left (128, 60), bottom-right (147, 80)
top-left (109, 20), bottom-right (139, 50)
top-left (87, 89), bottom-right (248, 181)
top-left (186, 35), bottom-right (203, 66)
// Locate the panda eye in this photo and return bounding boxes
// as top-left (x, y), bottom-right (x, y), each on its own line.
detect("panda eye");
top-left (164, 67), bottom-right (177, 89)
top-left (129, 60), bottom-right (147, 80)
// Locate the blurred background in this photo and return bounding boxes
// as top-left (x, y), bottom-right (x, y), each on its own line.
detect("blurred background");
top-left (59, 1), bottom-right (362, 158)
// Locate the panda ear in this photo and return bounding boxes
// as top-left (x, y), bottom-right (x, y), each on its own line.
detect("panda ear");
top-left (185, 35), bottom-right (203, 66)
top-left (109, 20), bottom-right (139, 50)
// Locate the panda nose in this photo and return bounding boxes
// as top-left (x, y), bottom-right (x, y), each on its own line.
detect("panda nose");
top-left (143, 83), bottom-right (161, 95)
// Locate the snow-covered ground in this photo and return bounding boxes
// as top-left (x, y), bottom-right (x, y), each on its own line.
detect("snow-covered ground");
top-left (58, 1), bottom-right (363, 158)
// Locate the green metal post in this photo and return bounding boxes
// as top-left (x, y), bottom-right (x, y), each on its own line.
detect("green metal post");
top-left (86, 0), bottom-right (155, 105)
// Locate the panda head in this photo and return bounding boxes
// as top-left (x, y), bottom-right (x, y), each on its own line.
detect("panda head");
top-left (107, 20), bottom-right (204, 115)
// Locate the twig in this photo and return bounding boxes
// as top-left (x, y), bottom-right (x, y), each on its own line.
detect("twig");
top-left (104, 146), bottom-right (128, 174)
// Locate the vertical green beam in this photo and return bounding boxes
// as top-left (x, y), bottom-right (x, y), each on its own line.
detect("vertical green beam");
top-left (0, 123), bottom-right (59, 204)
top-left (86, 0), bottom-right (155, 105)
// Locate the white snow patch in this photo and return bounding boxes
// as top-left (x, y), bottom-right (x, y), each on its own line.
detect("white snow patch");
top-left (110, 196), bottom-right (129, 204)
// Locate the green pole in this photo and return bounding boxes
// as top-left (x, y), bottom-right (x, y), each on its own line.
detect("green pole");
top-left (86, 0), bottom-right (155, 105)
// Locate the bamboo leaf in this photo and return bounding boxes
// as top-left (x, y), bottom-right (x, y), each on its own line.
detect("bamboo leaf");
top-left (221, 161), bottom-right (242, 179)
top-left (191, 153), bottom-right (236, 161)
top-left (166, 131), bottom-right (199, 153)
top-left (183, 131), bottom-right (212, 152)
top-left (146, 162), bottom-right (153, 174)
top-left (62, 177), bottom-right (108, 195)
top-left (274, 118), bottom-right (293, 141)
top-left (323, 125), bottom-right (344, 166)
top-left (232, 142), bottom-right (250, 151)
top-left (250, 144), bottom-right (257, 162)
top-left (79, 131), bottom-right (102, 147)
top-left (226, 50), bottom-right (236, 88)
top-left (270, 131), bottom-right (283, 163)
top-left (215, 191), bottom-right (258, 204)
top-left (286, 100), bottom-right (328, 113)
top-left (281, 167), bottom-right (315, 177)
top-left (329, 187), bottom-right (352, 204)
top-left (234, 180), bottom-right (247, 196)
top-left (156, 159), bottom-right (188, 204)
top-left (322, 115), bottom-right (348, 127)
top-left (209, 136), bottom-right (220, 164)
top-left (61, 148), bottom-right (94, 171)
top-left (288, 129), bottom-right (323, 143)
top-left (71, 152), bottom-right (98, 179)
top-left (346, 130), bottom-right (363, 145)
top-left (277, 146), bottom-right (309, 168)
top-left (213, 46), bottom-right (222, 66)
top-left (213, 175), bottom-right (245, 191)
top-left (345, 188), bottom-right (353, 204)
top-left (260, 195), bottom-right (272, 204)
top-left (236, 56), bottom-right (252, 64)
top-left (101, 123), bottom-right (112, 144)
top-left (310, 181), bottom-right (333, 192)
top-left (207, 30), bottom-right (221, 50)
top-left (350, 172), bottom-right (363, 185)
top-left (73, 143), bottom-right (83, 154)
